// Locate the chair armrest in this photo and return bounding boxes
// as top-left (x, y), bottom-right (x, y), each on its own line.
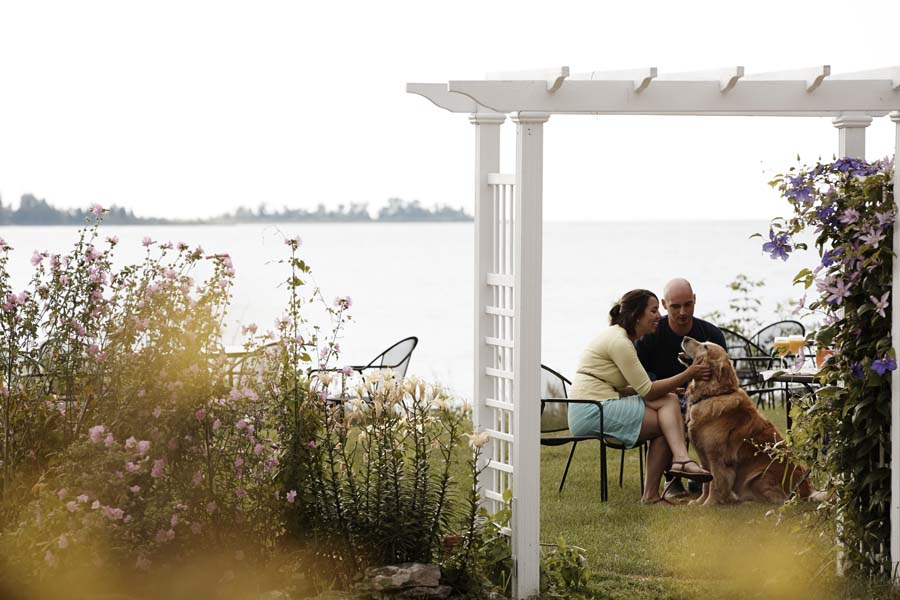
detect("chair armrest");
top-left (541, 397), bottom-right (603, 406)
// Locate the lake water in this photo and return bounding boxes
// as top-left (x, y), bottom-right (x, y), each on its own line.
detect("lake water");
top-left (0, 221), bottom-right (818, 400)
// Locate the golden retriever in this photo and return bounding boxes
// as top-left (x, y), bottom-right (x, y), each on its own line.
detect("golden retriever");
top-left (680, 336), bottom-right (816, 505)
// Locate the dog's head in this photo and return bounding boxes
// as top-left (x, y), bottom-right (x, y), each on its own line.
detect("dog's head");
top-left (681, 336), bottom-right (740, 401)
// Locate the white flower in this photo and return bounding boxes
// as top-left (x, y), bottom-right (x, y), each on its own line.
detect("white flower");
top-left (467, 431), bottom-right (490, 449)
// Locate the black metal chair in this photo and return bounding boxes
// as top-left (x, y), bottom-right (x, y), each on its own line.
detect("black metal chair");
top-left (540, 364), bottom-right (645, 502)
top-left (309, 336), bottom-right (419, 401)
top-left (752, 320), bottom-right (805, 356)
top-left (720, 327), bottom-right (788, 409)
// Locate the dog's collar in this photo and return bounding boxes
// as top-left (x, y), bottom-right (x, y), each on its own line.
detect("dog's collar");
top-left (688, 394), bottom-right (710, 406)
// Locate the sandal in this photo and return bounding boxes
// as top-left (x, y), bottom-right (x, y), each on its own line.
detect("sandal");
top-left (668, 460), bottom-right (713, 483)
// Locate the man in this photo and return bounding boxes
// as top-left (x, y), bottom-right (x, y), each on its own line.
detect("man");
top-left (635, 278), bottom-right (727, 498)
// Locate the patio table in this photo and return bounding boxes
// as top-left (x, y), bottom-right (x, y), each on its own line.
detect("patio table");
top-left (759, 367), bottom-right (822, 431)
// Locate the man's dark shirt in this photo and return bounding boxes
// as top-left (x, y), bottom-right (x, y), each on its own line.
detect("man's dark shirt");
top-left (636, 316), bottom-right (727, 380)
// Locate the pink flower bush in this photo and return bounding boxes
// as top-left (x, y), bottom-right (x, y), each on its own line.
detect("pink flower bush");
top-left (1, 214), bottom-right (434, 592)
top-left (88, 425), bottom-right (106, 444)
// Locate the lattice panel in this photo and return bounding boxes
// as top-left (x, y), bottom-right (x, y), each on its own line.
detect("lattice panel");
top-left (482, 175), bottom-right (516, 522)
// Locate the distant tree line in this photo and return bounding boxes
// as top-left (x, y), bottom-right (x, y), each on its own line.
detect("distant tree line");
top-left (0, 194), bottom-right (472, 225)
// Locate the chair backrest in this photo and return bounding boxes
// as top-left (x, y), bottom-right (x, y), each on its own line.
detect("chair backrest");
top-left (366, 336), bottom-right (418, 378)
top-left (540, 364), bottom-right (571, 434)
top-left (720, 327), bottom-right (765, 359)
top-left (752, 320), bottom-right (805, 355)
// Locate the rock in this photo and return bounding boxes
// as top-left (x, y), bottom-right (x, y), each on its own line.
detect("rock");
top-left (364, 563), bottom-right (441, 591)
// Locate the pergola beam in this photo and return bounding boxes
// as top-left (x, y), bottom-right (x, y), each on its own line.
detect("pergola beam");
top-left (439, 79), bottom-right (898, 116)
top-left (832, 67), bottom-right (900, 91)
top-left (745, 64), bottom-right (831, 92)
top-left (657, 66), bottom-right (745, 93)
top-left (406, 83), bottom-right (486, 113)
top-left (570, 67), bottom-right (658, 93)
top-left (487, 66), bottom-right (570, 93)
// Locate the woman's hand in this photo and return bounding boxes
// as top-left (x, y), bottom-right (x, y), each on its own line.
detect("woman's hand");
top-left (618, 386), bottom-right (637, 398)
top-left (686, 360), bottom-right (712, 381)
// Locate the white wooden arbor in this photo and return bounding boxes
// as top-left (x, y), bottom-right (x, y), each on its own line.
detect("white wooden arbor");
top-left (408, 65), bottom-right (900, 598)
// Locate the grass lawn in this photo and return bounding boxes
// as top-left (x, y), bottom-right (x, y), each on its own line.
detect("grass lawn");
top-left (538, 404), bottom-right (900, 600)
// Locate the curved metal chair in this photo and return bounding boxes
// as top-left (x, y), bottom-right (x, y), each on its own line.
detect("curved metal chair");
top-left (540, 364), bottom-right (645, 502)
top-left (309, 336), bottom-right (419, 401)
top-left (720, 327), bottom-right (788, 409)
top-left (752, 320), bottom-right (805, 355)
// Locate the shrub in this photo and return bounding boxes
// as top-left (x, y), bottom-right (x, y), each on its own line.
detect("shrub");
top-left (0, 214), bottom-right (509, 598)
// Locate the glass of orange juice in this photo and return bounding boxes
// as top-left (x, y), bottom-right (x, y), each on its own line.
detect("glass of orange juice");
top-left (788, 334), bottom-right (805, 356)
top-left (788, 334), bottom-right (806, 371)
top-left (773, 337), bottom-right (790, 357)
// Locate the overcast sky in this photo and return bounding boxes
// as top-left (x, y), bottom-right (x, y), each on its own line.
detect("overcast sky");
top-left (0, 0), bottom-right (898, 222)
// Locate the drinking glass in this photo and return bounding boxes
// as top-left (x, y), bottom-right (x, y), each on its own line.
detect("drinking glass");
top-left (773, 336), bottom-right (790, 358)
top-left (788, 334), bottom-right (806, 372)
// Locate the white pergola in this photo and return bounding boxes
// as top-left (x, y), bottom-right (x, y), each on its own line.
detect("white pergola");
top-left (408, 65), bottom-right (900, 598)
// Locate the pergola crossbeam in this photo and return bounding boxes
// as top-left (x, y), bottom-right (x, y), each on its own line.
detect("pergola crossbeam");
top-left (744, 64), bottom-right (831, 92)
top-left (656, 66), bottom-right (745, 93)
top-left (570, 67), bottom-right (658, 93)
top-left (487, 66), bottom-right (570, 93)
top-left (832, 66), bottom-right (900, 91)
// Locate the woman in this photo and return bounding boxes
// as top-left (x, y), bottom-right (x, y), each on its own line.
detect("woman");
top-left (568, 289), bottom-right (712, 504)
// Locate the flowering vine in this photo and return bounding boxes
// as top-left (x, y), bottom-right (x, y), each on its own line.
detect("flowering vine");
top-left (763, 156), bottom-right (895, 576)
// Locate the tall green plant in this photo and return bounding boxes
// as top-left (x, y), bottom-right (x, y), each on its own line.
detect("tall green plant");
top-left (763, 156), bottom-right (895, 576)
top-left (281, 373), bottom-right (471, 581)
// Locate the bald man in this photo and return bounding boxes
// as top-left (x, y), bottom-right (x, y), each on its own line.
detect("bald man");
top-left (635, 278), bottom-right (727, 498)
top-left (635, 278), bottom-right (726, 382)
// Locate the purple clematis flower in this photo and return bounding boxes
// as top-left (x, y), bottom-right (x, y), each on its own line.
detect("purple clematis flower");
top-left (861, 228), bottom-right (886, 247)
top-left (838, 208), bottom-right (860, 225)
top-left (816, 275), bottom-right (851, 306)
top-left (871, 356), bottom-right (897, 376)
top-left (876, 211), bottom-right (895, 230)
top-left (832, 157), bottom-right (877, 177)
top-left (762, 229), bottom-right (792, 261)
top-left (870, 291), bottom-right (891, 318)
top-left (787, 185), bottom-right (815, 204)
top-left (850, 363), bottom-right (865, 379)
top-left (821, 247), bottom-right (844, 267)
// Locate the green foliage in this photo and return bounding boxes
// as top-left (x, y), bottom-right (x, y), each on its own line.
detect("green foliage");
top-left (765, 156), bottom-right (895, 577)
top-left (540, 538), bottom-right (590, 598)
top-left (702, 274), bottom-right (767, 336)
top-left (281, 373), bottom-right (473, 582)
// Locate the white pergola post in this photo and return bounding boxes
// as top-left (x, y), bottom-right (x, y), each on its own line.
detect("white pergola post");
top-left (510, 111), bottom-right (548, 598)
top-left (833, 113), bottom-right (872, 158)
top-left (830, 112), bottom-right (872, 577)
top-left (891, 110), bottom-right (900, 578)
top-left (470, 111), bottom-right (507, 493)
